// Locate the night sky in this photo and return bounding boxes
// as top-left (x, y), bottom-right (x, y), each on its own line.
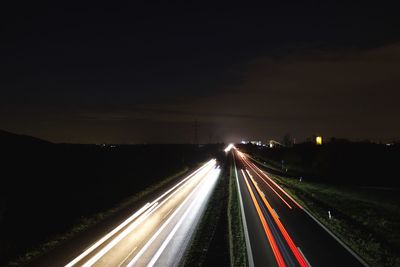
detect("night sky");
top-left (1, 2), bottom-right (399, 143)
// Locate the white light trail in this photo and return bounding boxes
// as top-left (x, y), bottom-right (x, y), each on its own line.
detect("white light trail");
top-left (81, 202), bottom-right (159, 267)
top-left (146, 167), bottom-right (220, 267)
top-left (64, 203), bottom-right (151, 267)
top-left (126, 166), bottom-right (220, 267)
top-left (65, 159), bottom-right (216, 267)
top-left (224, 143), bottom-right (234, 152)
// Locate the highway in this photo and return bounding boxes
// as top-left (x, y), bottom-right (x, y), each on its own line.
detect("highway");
top-left (232, 148), bottom-right (367, 267)
top-left (64, 159), bottom-right (220, 267)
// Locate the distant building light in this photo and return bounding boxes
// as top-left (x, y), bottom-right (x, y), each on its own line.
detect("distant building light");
top-left (250, 141), bottom-right (262, 146)
top-left (316, 136), bottom-right (323, 145)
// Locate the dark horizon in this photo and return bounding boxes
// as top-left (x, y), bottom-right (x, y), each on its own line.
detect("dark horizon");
top-left (2, 2), bottom-right (400, 144)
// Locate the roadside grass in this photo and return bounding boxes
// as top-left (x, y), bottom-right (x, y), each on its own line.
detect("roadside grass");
top-left (228, 163), bottom-right (248, 267)
top-left (180, 167), bottom-right (229, 267)
top-left (5, 167), bottom-right (190, 267)
top-left (255, 161), bottom-right (400, 267)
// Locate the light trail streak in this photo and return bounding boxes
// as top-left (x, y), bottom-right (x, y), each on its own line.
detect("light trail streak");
top-left (64, 203), bottom-right (151, 267)
top-left (239, 152), bottom-right (303, 210)
top-left (89, 164), bottom-right (213, 266)
top-left (224, 143), bottom-right (234, 152)
top-left (248, 174), bottom-right (309, 267)
top-left (245, 167), bottom-right (293, 209)
top-left (151, 160), bottom-right (216, 205)
top-left (66, 160), bottom-right (216, 267)
top-left (81, 202), bottom-right (159, 267)
top-left (126, 166), bottom-right (220, 267)
top-left (241, 169), bottom-right (286, 267)
top-left (249, 160), bottom-right (303, 210)
top-left (146, 167), bottom-right (220, 267)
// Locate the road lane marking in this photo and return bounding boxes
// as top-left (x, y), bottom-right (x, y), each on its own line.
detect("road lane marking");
top-left (248, 174), bottom-right (308, 267)
top-left (126, 167), bottom-right (218, 267)
top-left (248, 161), bottom-right (302, 209)
top-left (242, 169), bottom-right (286, 267)
top-left (297, 205), bottom-right (369, 267)
top-left (246, 165), bottom-right (293, 209)
top-left (233, 153), bottom-right (255, 267)
top-left (117, 246), bottom-right (137, 267)
top-left (79, 162), bottom-right (216, 266)
top-left (297, 247), bottom-right (312, 267)
top-left (64, 203), bottom-right (151, 267)
top-left (81, 202), bottom-right (159, 267)
top-left (243, 151), bottom-right (369, 267)
top-left (162, 208), bottom-right (173, 219)
top-left (65, 160), bottom-right (216, 267)
top-left (146, 168), bottom-right (220, 267)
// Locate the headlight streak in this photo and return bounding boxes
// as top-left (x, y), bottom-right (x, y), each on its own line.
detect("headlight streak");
top-left (146, 167), bottom-right (220, 267)
top-left (64, 203), bottom-right (152, 267)
top-left (65, 159), bottom-right (216, 267)
top-left (126, 166), bottom-right (220, 267)
top-left (81, 202), bottom-right (160, 267)
top-left (224, 143), bottom-right (234, 152)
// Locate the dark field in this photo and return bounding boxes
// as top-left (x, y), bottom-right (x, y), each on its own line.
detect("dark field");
top-left (0, 130), bottom-right (223, 265)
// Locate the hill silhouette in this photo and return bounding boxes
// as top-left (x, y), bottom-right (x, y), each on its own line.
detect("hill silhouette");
top-left (0, 129), bottom-right (51, 146)
top-left (0, 129), bottom-right (223, 265)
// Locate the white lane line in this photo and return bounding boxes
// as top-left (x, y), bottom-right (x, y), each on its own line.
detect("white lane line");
top-left (68, 160), bottom-right (215, 267)
top-left (233, 154), bottom-right (255, 267)
top-left (247, 155), bottom-right (369, 267)
top-left (297, 247), bottom-right (312, 267)
top-left (162, 209), bottom-right (173, 220)
top-left (126, 167), bottom-right (216, 267)
top-left (81, 202), bottom-right (159, 267)
top-left (117, 247), bottom-right (137, 267)
top-left (299, 206), bottom-right (369, 267)
top-left (84, 163), bottom-right (216, 266)
top-left (64, 202), bottom-right (151, 267)
top-left (246, 165), bottom-right (293, 209)
top-left (152, 160), bottom-right (216, 205)
top-left (146, 168), bottom-right (220, 267)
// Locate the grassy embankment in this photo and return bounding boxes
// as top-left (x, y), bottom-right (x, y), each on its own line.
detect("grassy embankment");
top-left (228, 162), bottom-right (248, 267)
top-left (6, 167), bottom-right (190, 267)
top-left (181, 155), bottom-right (248, 267)
top-left (250, 156), bottom-right (400, 267)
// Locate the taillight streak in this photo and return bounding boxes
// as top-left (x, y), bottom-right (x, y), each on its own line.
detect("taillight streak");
top-left (241, 169), bottom-right (286, 267)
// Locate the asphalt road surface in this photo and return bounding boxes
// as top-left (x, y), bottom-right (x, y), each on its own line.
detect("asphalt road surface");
top-left (233, 148), bottom-right (367, 267)
top-left (63, 159), bottom-right (220, 267)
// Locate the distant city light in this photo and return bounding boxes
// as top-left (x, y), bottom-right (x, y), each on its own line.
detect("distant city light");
top-left (316, 136), bottom-right (323, 145)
